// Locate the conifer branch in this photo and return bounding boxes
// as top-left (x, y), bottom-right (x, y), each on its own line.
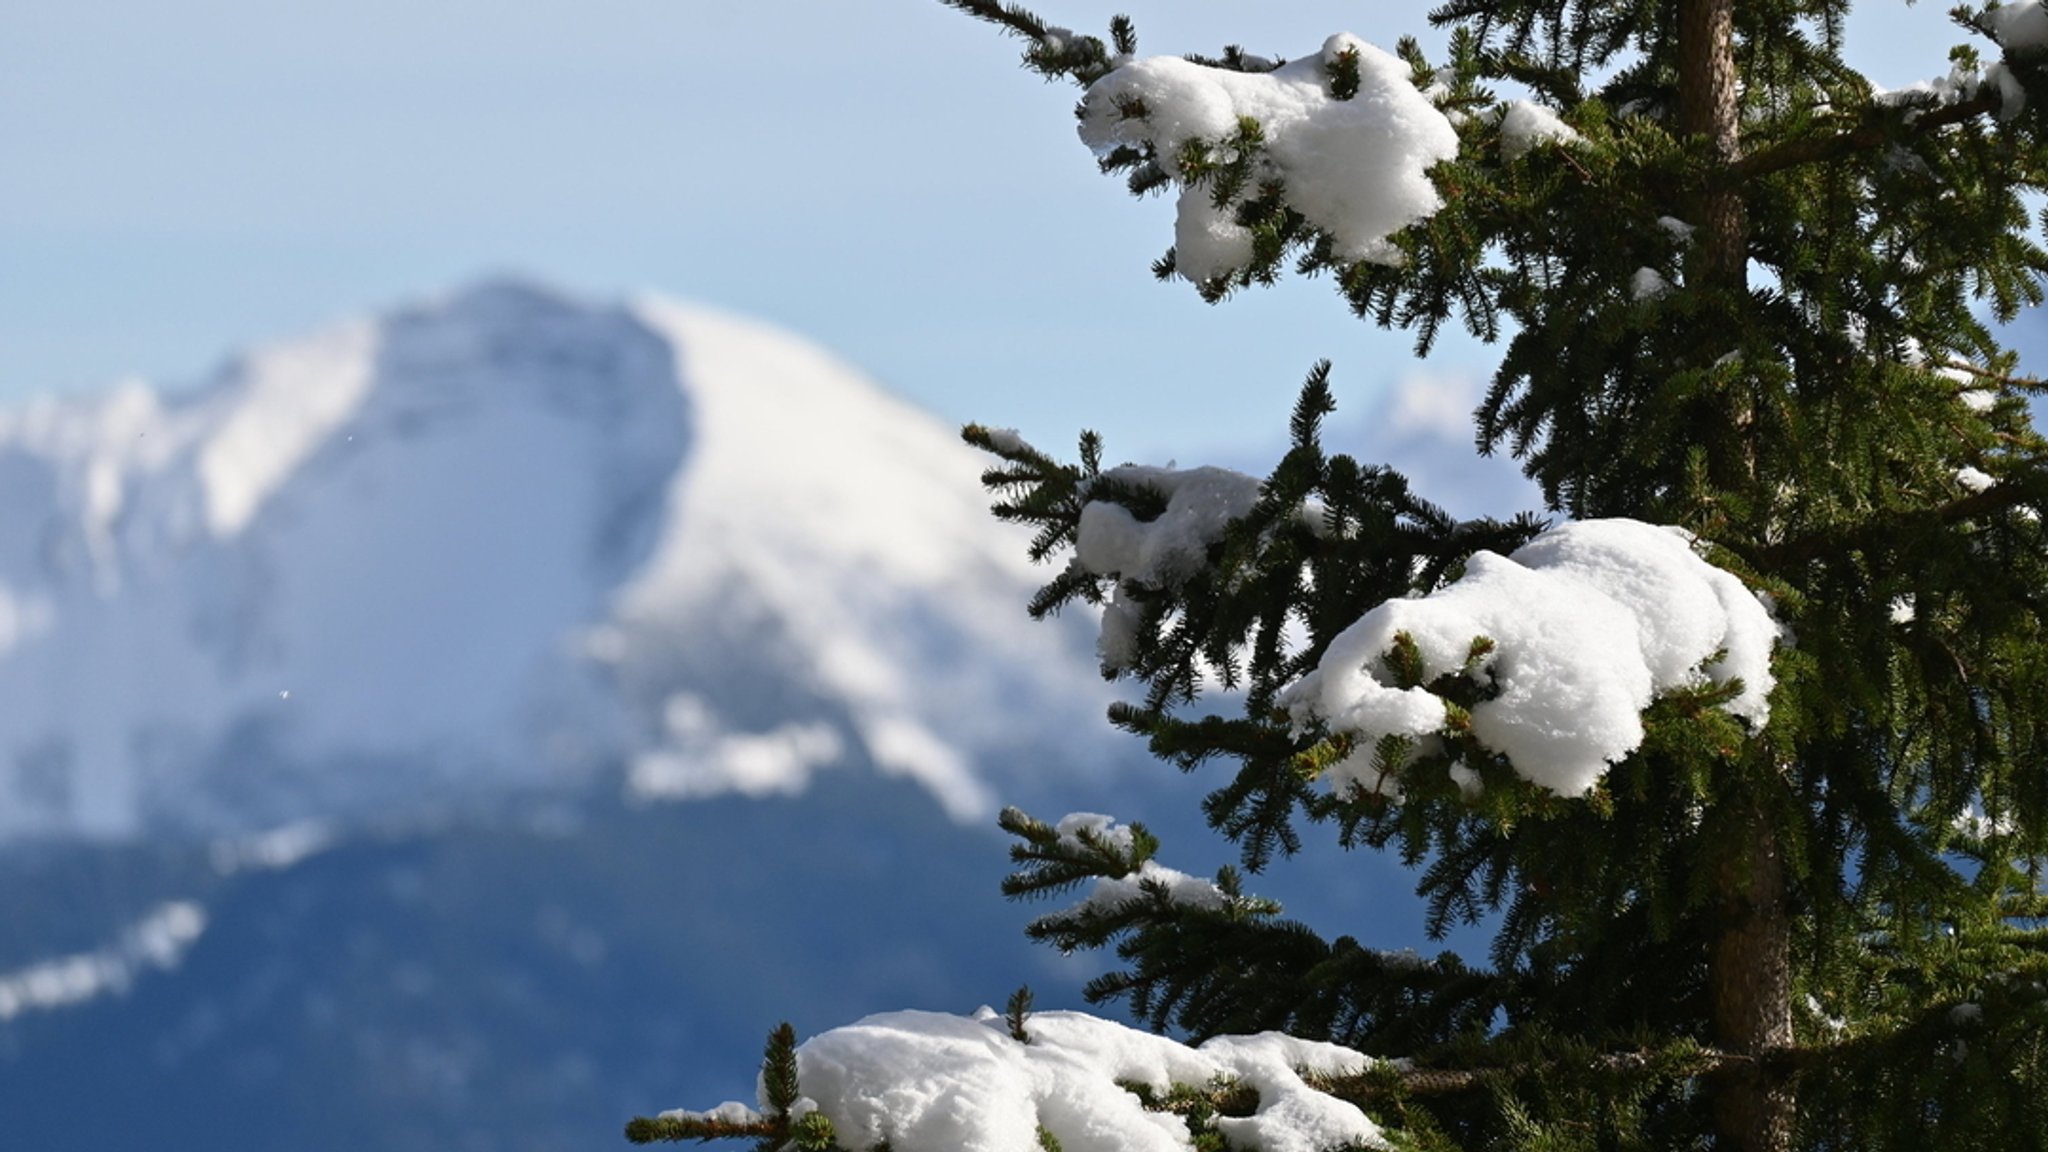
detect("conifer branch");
top-left (1007, 985), bottom-right (1036, 1043)
top-left (626, 1024), bottom-right (834, 1148)
top-left (1956, 366), bottom-right (2048, 394)
top-left (1732, 90), bottom-right (2003, 183)
top-left (936, 0), bottom-right (1048, 40)
top-left (623, 1113), bottom-right (779, 1145)
top-left (936, 0), bottom-right (1122, 85)
top-left (760, 1022), bottom-right (802, 1116)
top-left (1757, 474), bottom-right (2045, 565)
top-left (1313, 1044), bottom-right (1762, 1101)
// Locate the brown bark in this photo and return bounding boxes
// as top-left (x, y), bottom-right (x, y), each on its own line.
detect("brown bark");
top-left (1709, 802), bottom-right (1796, 1152)
top-left (1680, 4), bottom-right (1794, 1149)
top-left (1678, 0), bottom-right (1758, 502)
top-left (1678, 0), bottom-right (1746, 292)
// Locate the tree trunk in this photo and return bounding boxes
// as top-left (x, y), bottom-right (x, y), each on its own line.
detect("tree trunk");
top-left (1709, 797), bottom-right (1795, 1152)
top-left (1679, 4), bottom-right (1793, 1149)
top-left (1678, 0), bottom-right (1745, 292)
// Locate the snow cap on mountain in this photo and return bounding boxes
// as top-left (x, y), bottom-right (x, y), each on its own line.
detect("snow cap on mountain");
top-left (0, 281), bottom-right (1108, 843)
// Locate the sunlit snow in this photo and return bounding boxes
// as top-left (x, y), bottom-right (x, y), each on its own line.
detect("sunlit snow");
top-left (705, 1007), bottom-right (1388, 1152)
top-left (1495, 100), bottom-right (1581, 159)
top-left (1074, 465), bottom-right (1264, 587)
top-left (0, 901), bottom-right (207, 1021)
top-left (208, 818), bottom-right (337, 875)
top-left (1986, 0), bottom-right (2048, 51)
top-left (1078, 34), bottom-right (1459, 281)
top-left (1282, 518), bottom-right (1781, 796)
top-left (0, 282), bottom-right (1111, 842)
top-left (197, 318), bottom-right (379, 537)
top-left (1047, 812), bottom-right (1228, 914)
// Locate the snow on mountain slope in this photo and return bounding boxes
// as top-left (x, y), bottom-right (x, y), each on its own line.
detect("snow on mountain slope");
top-left (0, 281), bottom-right (1110, 843)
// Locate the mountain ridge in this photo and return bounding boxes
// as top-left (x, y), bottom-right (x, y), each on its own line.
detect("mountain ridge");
top-left (0, 279), bottom-right (1113, 844)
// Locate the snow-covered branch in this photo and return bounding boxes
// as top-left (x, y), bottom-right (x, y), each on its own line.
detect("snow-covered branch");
top-left (631, 1008), bottom-right (1392, 1152)
top-left (1077, 34), bottom-right (1459, 288)
top-left (1281, 518), bottom-right (1781, 797)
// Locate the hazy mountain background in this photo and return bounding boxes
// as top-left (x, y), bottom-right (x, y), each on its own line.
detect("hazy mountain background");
top-left (0, 280), bottom-right (1507, 1151)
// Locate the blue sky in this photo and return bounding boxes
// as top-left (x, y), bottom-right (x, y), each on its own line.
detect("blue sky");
top-left (0, 1), bottom-right (1983, 466)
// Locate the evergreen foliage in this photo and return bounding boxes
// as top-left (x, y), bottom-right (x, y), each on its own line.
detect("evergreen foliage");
top-left (634, 2), bottom-right (2048, 1149)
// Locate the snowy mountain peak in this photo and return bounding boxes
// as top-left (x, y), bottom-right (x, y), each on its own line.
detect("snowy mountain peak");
top-left (0, 282), bottom-right (1109, 844)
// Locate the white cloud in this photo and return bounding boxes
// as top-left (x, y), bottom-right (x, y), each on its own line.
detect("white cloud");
top-left (1356, 370), bottom-right (1542, 519)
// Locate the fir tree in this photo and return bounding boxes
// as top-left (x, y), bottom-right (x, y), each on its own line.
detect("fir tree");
top-left (631, 2), bottom-right (2048, 1149)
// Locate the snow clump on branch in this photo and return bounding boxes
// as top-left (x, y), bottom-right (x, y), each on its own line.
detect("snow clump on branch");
top-left (1495, 100), bottom-right (1581, 159)
top-left (1073, 465), bottom-right (1264, 669)
top-left (1074, 465), bottom-right (1264, 586)
top-left (1077, 33), bottom-right (1460, 281)
top-left (1956, 465), bottom-right (1996, 492)
top-left (782, 1007), bottom-right (1387, 1152)
top-left (1985, 0), bottom-right (2048, 52)
top-left (1281, 518), bottom-right (1782, 796)
top-left (1874, 53), bottom-right (2026, 120)
top-left (1053, 812), bottom-right (1229, 914)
